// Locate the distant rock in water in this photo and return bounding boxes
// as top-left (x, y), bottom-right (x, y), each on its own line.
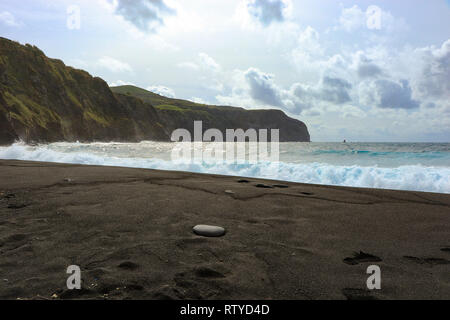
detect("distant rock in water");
top-left (0, 37), bottom-right (310, 145)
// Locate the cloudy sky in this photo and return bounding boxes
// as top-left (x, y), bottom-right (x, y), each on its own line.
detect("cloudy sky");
top-left (1, 0), bottom-right (449, 142)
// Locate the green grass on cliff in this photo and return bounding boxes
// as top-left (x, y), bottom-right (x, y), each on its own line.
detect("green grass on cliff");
top-left (154, 104), bottom-right (186, 112)
top-left (110, 85), bottom-right (170, 105)
top-left (3, 91), bottom-right (60, 128)
top-left (83, 110), bottom-right (109, 126)
top-left (66, 90), bottom-right (83, 109)
top-left (110, 85), bottom-right (227, 111)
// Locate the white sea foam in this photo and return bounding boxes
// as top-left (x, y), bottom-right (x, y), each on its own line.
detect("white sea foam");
top-left (1, 142), bottom-right (449, 194)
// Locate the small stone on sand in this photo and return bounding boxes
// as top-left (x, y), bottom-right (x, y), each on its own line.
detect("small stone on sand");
top-left (225, 190), bottom-right (235, 194)
top-left (193, 225), bottom-right (226, 237)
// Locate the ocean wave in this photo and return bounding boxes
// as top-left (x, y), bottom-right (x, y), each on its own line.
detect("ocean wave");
top-left (312, 149), bottom-right (448, 159)
top-left (0, 142), bottom-right (449, 194)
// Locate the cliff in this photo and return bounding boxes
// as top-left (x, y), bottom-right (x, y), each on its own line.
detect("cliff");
top-left (111, 85), bottom-right (310, 142)
top-left (0, 37), bottom-right (310, 144)
top-left (0, 37), bottom-right (168, 144)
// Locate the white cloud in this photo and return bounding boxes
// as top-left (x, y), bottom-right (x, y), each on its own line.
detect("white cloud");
top-left (287, 75), bottom-right (354, 113)
top-left (162, 1), bottom-right (208, 34)
top-left (414, 39), bottom-right (450, 99)
top-left (352, 51), bottom-right (383, 79)
top-left (215, 66), bottom-right (354, 115)
top-left (196, 53), bottom-right (224, 91)
top-left (298, 25), bottom-right (321, 51)
top-left (198, 52), bottom-right (221, 73)
top-left (339, 5), bottom-right (366, 32)
top-left (97, 56), bottom-right (133, 73)
top-left (190, 97), bottom-right (209, 104)
top-left (244, 68), bottom-right (284, 107)
top-left (359, 79), bottom-right (419, 109)
top-left (111, 0), bottom-right (175, 33)
top-left (66, 58), bottom-right (89, 70)
top-left (303, 109), bottom-right (321, 117)
top-left (146, 85), bottom-right (176, 98)
top-left (353, 39), bottom-right (450, 111)
top-left (177, 62), bottom-right (199, 70)
top-left (209, 25), bottom-right (446, 126)
top-left (246, 0), bottom-right (292, 26)
top-left (216, 67), bottom-right (291, 110)
top-left (178, 53), bottom-right (222, 72)
top-left (235, 0), bottom-right (292, 29)
top-left (109, 80), bottom-right (136, 87)
top-left (0, 11), bottom-right (21, 27)
top-left (290, 26), bottom-right (333, 81)
top-left (319, 76), bottom-right (352, 104)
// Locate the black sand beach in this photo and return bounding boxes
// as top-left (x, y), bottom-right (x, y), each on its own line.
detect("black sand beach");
top-left (0, 160), bottom-right (449, 300)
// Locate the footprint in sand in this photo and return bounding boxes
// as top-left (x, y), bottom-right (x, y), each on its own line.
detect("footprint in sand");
top-left (7, 203), bottom-right (27, 209)
top-left (300, 192), bottom-right (314, 196)
top-left (173, 265), bottom-right (229, 299)
top-left (5, 234), bottom-right (27, 242)
top-left (175, 266), bottom-right (228, 283)
top-left (118, 261), bottom-right (139, 270)
top-left (255, 184), bottom-right (274, 189)
top-left (273, 184), bottom-right (289, 188)
top-left (58, 288), bottom-right (94, 299)
top-left (403, 256), bottom-right (450, 266)
top-left (237, 179), bottom-right (250, 183)
top-left (1, 192), bottom-right (15, 199)
top-left (440, 247), bottom-right (450, 253)
top-left (342, 288), bottom-right (378, 300)
top-left (2, 192), bottom-right (28, 209)
top-left (194, 267), bottom-right (226, 279)
top-left (343, 251), bottom-right (382, 265)
top-left (152, 282), bottom-right (197, 300)
top-left (125, 284), bottom-right (144, 292)
top-left (0, 235), bottom-right (27, 256)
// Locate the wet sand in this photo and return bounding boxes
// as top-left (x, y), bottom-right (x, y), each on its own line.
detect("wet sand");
top-left (0, 159), bottom-right (449, 300)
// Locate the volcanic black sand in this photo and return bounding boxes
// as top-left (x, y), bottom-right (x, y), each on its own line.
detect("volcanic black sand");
top-left (0, 160), bottom-right (449, 300)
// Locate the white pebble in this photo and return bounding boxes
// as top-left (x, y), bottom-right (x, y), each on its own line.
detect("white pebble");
top-left (193, 225), bottom-right (226, 237)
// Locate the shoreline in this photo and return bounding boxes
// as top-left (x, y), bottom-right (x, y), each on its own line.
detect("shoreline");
top-left (0, 159), bottom-right (449, 299)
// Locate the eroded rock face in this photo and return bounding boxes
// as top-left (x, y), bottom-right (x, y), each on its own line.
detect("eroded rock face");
top-left (0, 37), bottom-right (310, 145)
top-left (0, 93), bottom-right (17, 145)
top-left (0, 37), bottom-right (170, 145)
